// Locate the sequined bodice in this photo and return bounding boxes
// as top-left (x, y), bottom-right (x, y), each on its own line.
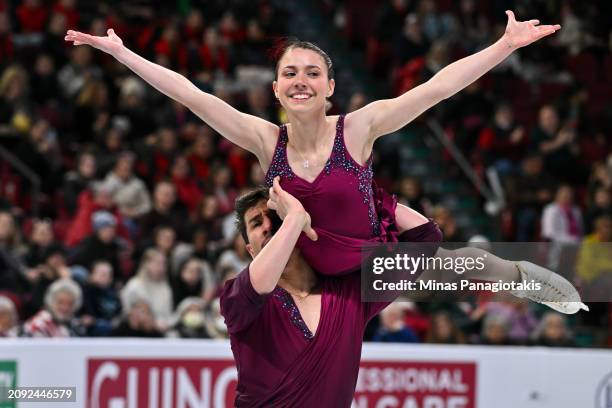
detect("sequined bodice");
top-left (264, 114), bottom-right (379, 238)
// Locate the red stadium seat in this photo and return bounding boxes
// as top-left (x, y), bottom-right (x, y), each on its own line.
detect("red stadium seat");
top-left (565, 53), bottom-right (600, 86)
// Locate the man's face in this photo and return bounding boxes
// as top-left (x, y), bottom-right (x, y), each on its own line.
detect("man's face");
top-left (51, 291), bottom-right (75, 322)
top-left (244, 200), bottom-right (273, 258)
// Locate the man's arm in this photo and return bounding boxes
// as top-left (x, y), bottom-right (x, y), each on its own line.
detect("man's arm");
top-left (250, 177), bottom-right (317, 294)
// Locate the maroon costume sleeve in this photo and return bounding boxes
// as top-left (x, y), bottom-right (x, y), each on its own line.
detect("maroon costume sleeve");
top-left (220, 266), bottom-right (271, 335)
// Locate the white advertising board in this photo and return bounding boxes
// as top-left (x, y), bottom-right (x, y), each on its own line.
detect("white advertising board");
top-left (0, 339), bottom-right (610, 408)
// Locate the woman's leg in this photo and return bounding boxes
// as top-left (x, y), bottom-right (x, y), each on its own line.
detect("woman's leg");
top-left (395, 203), bottom-right (429, 233)
top-left (395, 204), bottom-right (519, 282)
top-left (434, 247), bottom-right (520, 283)
top-left (395, 206), bottom-right (586, 313)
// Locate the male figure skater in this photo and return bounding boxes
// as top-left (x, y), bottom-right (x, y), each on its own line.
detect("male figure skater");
top-left (220, 179), bottom-right (441, 407)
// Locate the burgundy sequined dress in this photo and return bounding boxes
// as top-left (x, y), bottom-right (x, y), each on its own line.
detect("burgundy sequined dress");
top-left (264, 114), bottom-right (399, 275)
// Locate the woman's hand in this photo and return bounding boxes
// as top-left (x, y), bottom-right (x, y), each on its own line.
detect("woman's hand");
top-left (503, 10), bottom-right (561, 49)
top-left (267, 176), bottom-right (318, 241)
top-left (64, 28), bottom-right (124, 56)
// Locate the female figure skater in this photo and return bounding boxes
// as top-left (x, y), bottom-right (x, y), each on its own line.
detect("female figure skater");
top-left (65, 11), bottom-right (586, 313)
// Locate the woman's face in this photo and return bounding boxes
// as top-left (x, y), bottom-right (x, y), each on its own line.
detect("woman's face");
top-left (155, 228), bottom-right (176, 252)
top-left (181, 260), bottom-right (201, 286)
top-left (434, 314), bottom-right (452, 340)
top-left (273, 48), bottom-right (334, 114)
top-left (171, 156), bottom-right (190, 178)
top-left (213, 168), bottom-right (231, 187)
top-left (0, 309), bottom-right (15, 333)
top-left (193, 133), bottom-right (213, 158)
top-left (31, 221), bottom-right (53, 246)
top-left (78, 154), bottom-right (96, 178)
top-left (146, 253), bottom-right (167, 280)
top-left (543, 315), bottom-right (565, 340)
top-left (0, 213), bottom-right (14, 241)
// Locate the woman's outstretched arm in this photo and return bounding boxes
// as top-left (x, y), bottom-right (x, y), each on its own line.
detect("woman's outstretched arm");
top-left (350, 10), bottom-right (560, 142)
top-left (65, 29), bottom-right (276, 161)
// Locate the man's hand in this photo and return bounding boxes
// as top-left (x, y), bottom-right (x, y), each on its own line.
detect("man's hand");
top-left (267, 176), bottom-right (318, 241)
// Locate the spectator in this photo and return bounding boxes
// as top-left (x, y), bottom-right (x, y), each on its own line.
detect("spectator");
top-left (432, 206), bottom-right (465, 242)
top-left (136, 224), bottom-right (187, 275)
top-left (169, 155), bottom-right (204, 215)
top-left (153, 25), bottom-right (188, 72)
top-left (208, 164), bottom-right (238, 216)
top-left (397, 176), bottom-right (431, 217)
top-left (172, 257), bottom-right (216, 308)
top-left (61, 151), bottom-right (96, 217)
top-left (584, 188), bottom-right (612, 234)
top-left (205, 297), bottom-right (228, 339)
top-left (541, 185), bottom-right (584, 244)
top-left (189, 227), bottom-right (217, 264)
top-left (531, 105), bottom-right (584, 184)
top-left (23, 278), bottom-right (84, 337)
top-left (373, 303), bottom-right (420, 343)
top-left (393, 14), bottom-right (430, 66)
top-left (478, 314), bottom-right (513, 346)
top-left (443, 80), bottom-right (492, 153)
top-left (103, 151), bottom-right (152, 222)
top-left (0, 65), bottom-right (29, 138)
top-left (454, 0), bottom-right (489, 52)
top-left (531, 312), bottom-right (575, 347)
top-left (347, 91), bottom-right (367, 113)
top-left (24, 219), bottom-right (56, 268)
top-left (415, 0), bottom-right (454, 42)
top-left (216, 234), bottom-right (250, 276)
top-left (121, 248), bottom-right (173, 331)
top-left (70, 211), bottom-right (124, 276)
top-left (115, 77), bottom-right (155, 141)
top-left (186, 128), bottom-right (216, 180)
top-left (576, 215), bottom-right (612, 285)
top-left (65, 181), bottom-right (123, 247)
top-left (112, 298), bottom-right (163, 338)
top-left (96, 126), bottom-right (126, 176)
top-left (167, 297), bottom-right (211, 339)
top-left (80, 260), bottom-right (121, 336)
top-left (247, 161), bottom-right (266, 189)
top-left (139, 180), bottom-right (188, 240)
top-left (0, 295), bottom-right (20, 337)
top-left (30, 54), bottom-right (59, 107)
top-left (26, 243), bottom-right (78, 316)
top-left (505, 154), bottom-right (555, 241)
top-left (73, 80), bottom-right (110, 143)
top-left (426, 311), bottom-right (466, 344)
top-left (481, 295), bottom-right (538, 344)
top-left (12, 118), bottom-right (62, 195)
top-left (0, 211), bottom-right (27, 262)
top-left (16, 0), bottom-right (48, 34)
top-left (197, 27), bottom-right (231, 74)
top-left (243, 84), bottom-right (275, 122)
top-left (57, 46), bottom-right (101, 100)
top-left (476, 102), bottom-right (527, 176)
top-left (189, 196), bottom-right (225, 254)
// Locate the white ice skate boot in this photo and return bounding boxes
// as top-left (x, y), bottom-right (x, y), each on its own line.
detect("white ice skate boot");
top-left (511, 261), bottom-right (589, 314)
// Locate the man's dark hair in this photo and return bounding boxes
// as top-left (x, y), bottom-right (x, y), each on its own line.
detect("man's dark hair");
top-left (234, 186), bottom-right (269, 244)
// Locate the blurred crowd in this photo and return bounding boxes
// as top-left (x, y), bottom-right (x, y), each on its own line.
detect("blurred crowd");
top-left (0, 0), bottom-right (610, 347)
top-left (327, 0), bottom-right (612, 346)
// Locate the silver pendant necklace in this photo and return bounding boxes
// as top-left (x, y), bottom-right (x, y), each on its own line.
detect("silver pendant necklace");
top-left (290, 142), bottom-right (314, 169)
